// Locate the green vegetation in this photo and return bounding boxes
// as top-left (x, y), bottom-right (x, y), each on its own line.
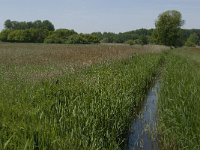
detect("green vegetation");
top-left (0, 19), bottom-right (54, 43)
top-left (1, 29), bottom-right (49, 43)
top-left (4, 19), bottom-right (55, 31)
top-left (1, 14), bottom-right (200, 46)
top-left (0, 44), bottom-right (166, 149)
top-left (66, 34), bottom-right (100, 44)
top-left (153, 10), bottom-right (184, 47)
top-left (1, 42), bottom-right (200, 149)
top-left (44, 29), bottom-right (78, 44)
top-left (185, 33), bottom-right (200, 47)
top-left (1, 9), bottom-right (200, 150)
top-left (158, 49), bottom-right (200, 149)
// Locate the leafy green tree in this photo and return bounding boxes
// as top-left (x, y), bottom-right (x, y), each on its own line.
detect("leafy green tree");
top-left (4, 20), bottom-right (12, 29)
top-left (42, 20), bottom-right (55, 31)
top-left (91, 32), bottom-right (103, 41)
top-left (3, 20), bottom-right (55, 31)
top-left (44, 29), bottom-right (77, 43)
top-left (125, 40), bottom-right (135, 45)
top-left (67, 34), bottom-right (88, 44)
top-left (7, 30), bottom-right (31, 42)
top-left (67, 34), bottom-right (100, 44)
top-left (153, 10), bottom-right (184, 47)
top-left (101, 32), bottom-right (116, 43)
top-left (185, 33), bottom-right (200, 47)
top-left (139, 35), bottom-right (148, 45)
top-left (0, 30), bottom-right (12, 42)
top-left (29, 29), bottom-right (49, 43)
top-left (0, 29), bottom-right (49, 43)
top-left (44, 34), bottom-right (65, 44)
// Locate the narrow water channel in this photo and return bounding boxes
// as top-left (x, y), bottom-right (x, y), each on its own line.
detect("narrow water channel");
top-left (128, 80), bottom-right (160, 150)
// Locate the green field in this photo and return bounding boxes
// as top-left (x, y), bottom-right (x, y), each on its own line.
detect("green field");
top-left (158, 48), bottom-right (200, 149)
top-left (0, 43), bottom-right (200, 149)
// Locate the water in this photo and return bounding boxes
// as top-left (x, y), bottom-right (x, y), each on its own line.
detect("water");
top-left (128, 80), bottom-right (160, 150)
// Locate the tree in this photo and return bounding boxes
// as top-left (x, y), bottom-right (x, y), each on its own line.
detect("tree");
top-left (153, 10), bottom-right (184, 47)
top-left (3, 20), bottom-right (55, 31)
top-left (4, 20), bottom-right (12, 29)
top-left (66, 34), bottom-right (100, 44)
top-left (42, 20), bottom-right (55, 31)
top-left (0, 30), bottom-right (12, 41)
top-left (44, 29), bottom-right (77, 43)
top-left (185, 33), bottom-right (200, 47)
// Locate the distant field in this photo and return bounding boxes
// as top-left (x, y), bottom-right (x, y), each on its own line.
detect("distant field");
top-left (0, 43), bottom-right (167, 81)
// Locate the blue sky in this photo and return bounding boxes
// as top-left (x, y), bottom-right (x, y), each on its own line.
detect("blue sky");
top-left (0, 0), bottom-right (199, 33)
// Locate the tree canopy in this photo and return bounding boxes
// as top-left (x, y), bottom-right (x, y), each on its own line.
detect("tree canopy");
top-left (153, 10), bottom-right (184, 47)
top-left (1, 16), bottom-right (200, 45)
top-left (4, 19), bottom-right (55, 31)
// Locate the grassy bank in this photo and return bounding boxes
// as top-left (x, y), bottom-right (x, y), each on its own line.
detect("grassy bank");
top-left (158, 49), bottom-right (200, 149)
top-left (0, 49), bottom-right (163, 149)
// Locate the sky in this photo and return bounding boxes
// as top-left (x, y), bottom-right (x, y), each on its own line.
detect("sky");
top-left (0, 0), bottom-right (199, 33)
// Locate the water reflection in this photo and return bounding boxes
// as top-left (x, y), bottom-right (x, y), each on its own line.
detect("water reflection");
top-left (128, 80), bottom-right (160, 150)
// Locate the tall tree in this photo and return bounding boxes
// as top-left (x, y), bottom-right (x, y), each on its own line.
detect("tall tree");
top-left (42, 20), bottom-right (55, 31)
top-left (4, 19), bottom-right (12, 29)
top-left (3, 20), bottom-right (55, 31)
top-left (153, 10), bottom-right (184, 47)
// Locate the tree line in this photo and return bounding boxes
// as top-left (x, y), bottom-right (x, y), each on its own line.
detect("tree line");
top-left (0, 20), bottom-right (101, 44)
top-left (0, 13), bottom-right (200, 46)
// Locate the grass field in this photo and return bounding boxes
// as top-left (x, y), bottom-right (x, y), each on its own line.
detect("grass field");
top-left (0, 43), bottom-right (167, 149)
top-left (0, 43), bottom-right (200, 149)
top-left (0, 43), bottom-right (166, 82)
top-left (158, 47), bottom-right (200, 150)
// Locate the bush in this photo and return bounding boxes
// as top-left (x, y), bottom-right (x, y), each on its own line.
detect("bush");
top-left (0, 30), bottom-right (12, 42)
top-left (44, 29), bottom-right (77, 44)
top-left (185, 33), bottom-right (199, 47)
top-left (67, 34), bottom-right (100, 44)
top-left (185, 41), bottom-right (196, 47)
top-left (5, 29), bottom-right (49, 43)
top-left (44, 34), bottom-right (65, 44)
top-left (29, 29), bottom-right (49, 43)
top-left (125, 40), bottom-right (135, 45)
top-left (7, 30), bottom-right (31, 42)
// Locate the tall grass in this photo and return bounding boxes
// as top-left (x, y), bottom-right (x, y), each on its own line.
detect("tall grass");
top-left (0, 53), bottom-right (163, 149)
top-left (158, 52), bottom-right (200, 149)
top-left (0, 43), bottom-right (167, 82)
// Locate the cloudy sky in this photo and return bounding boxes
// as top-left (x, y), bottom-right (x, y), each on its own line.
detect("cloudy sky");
top-left (0, 0), bottom-right (199, 33)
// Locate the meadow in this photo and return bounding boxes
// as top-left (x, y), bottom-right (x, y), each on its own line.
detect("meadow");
top-left (0, 43), bottom-right (167, 149)
top-left (0, 43), bottom-right (200, 149)
top-left (158, 48), bottom-right (200, 149)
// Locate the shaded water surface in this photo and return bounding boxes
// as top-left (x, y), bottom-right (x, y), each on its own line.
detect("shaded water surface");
top-left (128, 80), bottom-right (160, 150)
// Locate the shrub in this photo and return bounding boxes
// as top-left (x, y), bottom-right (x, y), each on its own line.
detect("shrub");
top-left (67, 34), bottom-right (100, 44)
top-left (185, 33), bottom-right (199, 47)
top-left (125, 40), bottom-right (135, 45)
top-left (0, 30), bottom-right (12, 42)
top-left (44, 29), bottom-right (77, 44)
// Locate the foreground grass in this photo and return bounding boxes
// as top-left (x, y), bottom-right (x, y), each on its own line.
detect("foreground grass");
top-left (158, 50), bottom-right (200, 149)
top-left (0, 52), bottom-right (163, 149)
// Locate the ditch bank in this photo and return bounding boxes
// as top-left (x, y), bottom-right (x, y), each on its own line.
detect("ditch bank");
top-left (127, 79), bottom-right (160, 150)
top-left (125, 53), bottom-right (167, 149)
